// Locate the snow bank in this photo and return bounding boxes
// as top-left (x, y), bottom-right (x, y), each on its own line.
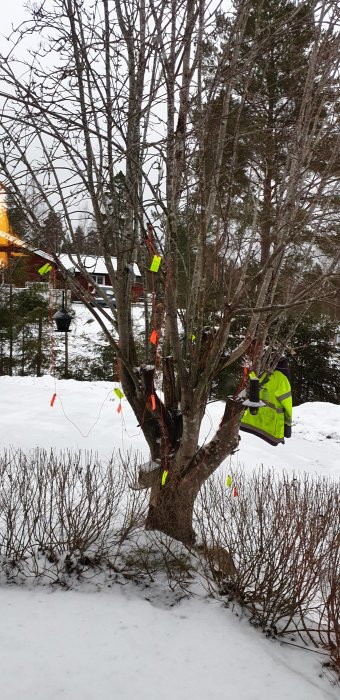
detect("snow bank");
top-left (0, 377), bottom-right (339, 480)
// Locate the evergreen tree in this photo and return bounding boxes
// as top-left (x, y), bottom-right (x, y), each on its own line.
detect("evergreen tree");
top-left (5, 191), bottom-right (28, 238)
top-left (213, 314), bottom-right (340, 405)
top-left (101, 171), bottom-right (128, 256)
top-left (36, 211), bottom-right (64, 254)
top-left (204, 0), bottom-right (336, 268)
top-left (0, 287), bottom-right (50, 376)
top-left (288, 316), bottom-right (340, 405)
top-left (72, 225), bottom-right (87, 254)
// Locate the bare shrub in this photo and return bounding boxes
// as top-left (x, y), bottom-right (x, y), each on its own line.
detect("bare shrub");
top-left (318, 528), bottom-right (340, 676)
top-left (0, 448), bottom-right (193, 593)
top-left (0, 448), bottom-right (148, 583)
top-left (195, 469), bottom-right (339, 646)
top-left (0, 448), bottom-right (338, 674)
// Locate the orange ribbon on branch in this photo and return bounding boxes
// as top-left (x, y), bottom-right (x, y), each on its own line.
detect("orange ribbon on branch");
top-left (150, 330), bottom-right (158, 345)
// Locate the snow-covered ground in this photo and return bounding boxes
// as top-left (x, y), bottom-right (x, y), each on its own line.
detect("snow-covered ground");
top-left (0, 372), bottom-right (339, 699)
top-left (58, 300), bottom-right (145, 361)
top-left (0, 584), bottom-right (336, 700)
top-left (0, 374), bottom-right (339, 478)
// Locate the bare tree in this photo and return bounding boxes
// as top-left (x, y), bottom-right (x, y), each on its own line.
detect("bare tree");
top-left (0, 0), bottom-right (339, 543)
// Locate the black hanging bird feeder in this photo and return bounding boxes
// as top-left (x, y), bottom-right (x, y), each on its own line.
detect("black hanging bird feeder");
top-left (243, 377), bottom-right (266, 415)
top-left (53, 292), bottom-right (72, 332)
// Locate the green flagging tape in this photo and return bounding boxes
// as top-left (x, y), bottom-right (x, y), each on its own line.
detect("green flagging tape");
top-left (161, 470), bottom-right (168, 486)
top-left (150, 255), bottom-right (161, 272)
top-left (38, 263), bottom-right (53, 276)
top-left (226, 474), bottom-right (232, 487)
top-left (114, 388), bottom-right (124, 400)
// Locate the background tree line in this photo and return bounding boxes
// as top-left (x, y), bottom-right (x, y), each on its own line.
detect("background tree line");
top-left (1, 273), bottom-right (339, 405)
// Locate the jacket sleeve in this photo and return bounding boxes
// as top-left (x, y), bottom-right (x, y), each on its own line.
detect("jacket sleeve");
top-left (276, 377), bottom-right (293, 428)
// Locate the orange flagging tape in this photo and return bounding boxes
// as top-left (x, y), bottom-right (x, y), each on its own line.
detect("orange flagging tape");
top-left (50, 393), bottom-right (57, 407)
top-left (117, 403), bottom-right (122, 414)
top-left (150, 394), bottom-right (156, 411)
top-left (150, 330), bottom-right (158, 345)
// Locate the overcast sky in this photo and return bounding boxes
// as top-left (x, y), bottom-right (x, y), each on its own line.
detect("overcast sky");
top-left (1, 0), bottom-right (228, 51)
top-left (2, 1), bottom-right (29, 38)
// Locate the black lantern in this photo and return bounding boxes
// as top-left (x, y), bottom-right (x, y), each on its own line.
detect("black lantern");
top-left (53, 292), bottom-right (72, 332)
top-left (243, 377), bottom-right (265, 415)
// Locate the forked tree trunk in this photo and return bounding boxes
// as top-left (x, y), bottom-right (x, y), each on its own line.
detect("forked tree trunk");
top-left (142, 399), bottom-right (243, 544)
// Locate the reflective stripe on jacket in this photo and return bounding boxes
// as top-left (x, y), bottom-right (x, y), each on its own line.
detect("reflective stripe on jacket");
top-left (240, 369), bottom-right (292, 446)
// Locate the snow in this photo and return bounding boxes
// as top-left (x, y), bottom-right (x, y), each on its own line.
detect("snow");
top-left (61, 300), bottom-right (145, 360)
top-left (1, 375), bottom-right (339, 481)
top-left (0, 374), bottom-right (339, 700)
top-left (59, 253), bottom-right (141, 278)
top-left (0, 375), bottom-right (148, 458)
top-left (0, 586), bottom-right (335, 700)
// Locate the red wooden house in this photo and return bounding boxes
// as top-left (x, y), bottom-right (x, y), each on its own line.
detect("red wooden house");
top-left (0, 231), bottom-right (143, 302)
top-left (0, 230), bottom-right (61, 287)
top-left (58, 254), bottom-right (143, 302)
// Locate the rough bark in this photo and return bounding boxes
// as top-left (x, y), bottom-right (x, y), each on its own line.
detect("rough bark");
top-left (146, 477), bottom-right (198, 545)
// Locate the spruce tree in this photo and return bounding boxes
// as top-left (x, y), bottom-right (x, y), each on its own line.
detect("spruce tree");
top-left (6, 191), bottom-right (28, 238)
top-left (0, 287), bottom-right (50, 376)
top-left (288, 316), bottom-right (340, 405)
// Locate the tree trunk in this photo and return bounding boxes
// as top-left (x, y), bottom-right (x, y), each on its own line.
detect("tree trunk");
top-left (145, 477), bottom-right (199, 545)
top-left (37, 313), bottom-right (43, 377)
top-left (21, 326), bottom-right (25, 375)
top-left (143, 398), bottom-right (243, 544)
top-left (9, 279), bottom-right (13, 376)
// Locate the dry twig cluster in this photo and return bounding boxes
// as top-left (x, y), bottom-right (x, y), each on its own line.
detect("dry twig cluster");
top-left (196, 469), bottom-right (339, 677)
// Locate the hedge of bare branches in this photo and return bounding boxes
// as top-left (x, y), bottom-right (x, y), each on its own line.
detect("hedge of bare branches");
top-left (0, 449), bottom-right (338, 677)
top-left (0, 448), bottom-right (196, 594)
top-left (195, 469), bottom-right (339, 677)
top-left (0, 448), bottom-right (147, 584)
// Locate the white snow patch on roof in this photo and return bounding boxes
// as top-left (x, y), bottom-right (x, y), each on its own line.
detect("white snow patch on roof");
top-left (59, 254), bottom-right (140, 277)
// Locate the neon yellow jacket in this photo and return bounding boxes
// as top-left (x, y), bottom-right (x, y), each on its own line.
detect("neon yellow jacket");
top-left (240, 369), bottom-right (292, 446)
